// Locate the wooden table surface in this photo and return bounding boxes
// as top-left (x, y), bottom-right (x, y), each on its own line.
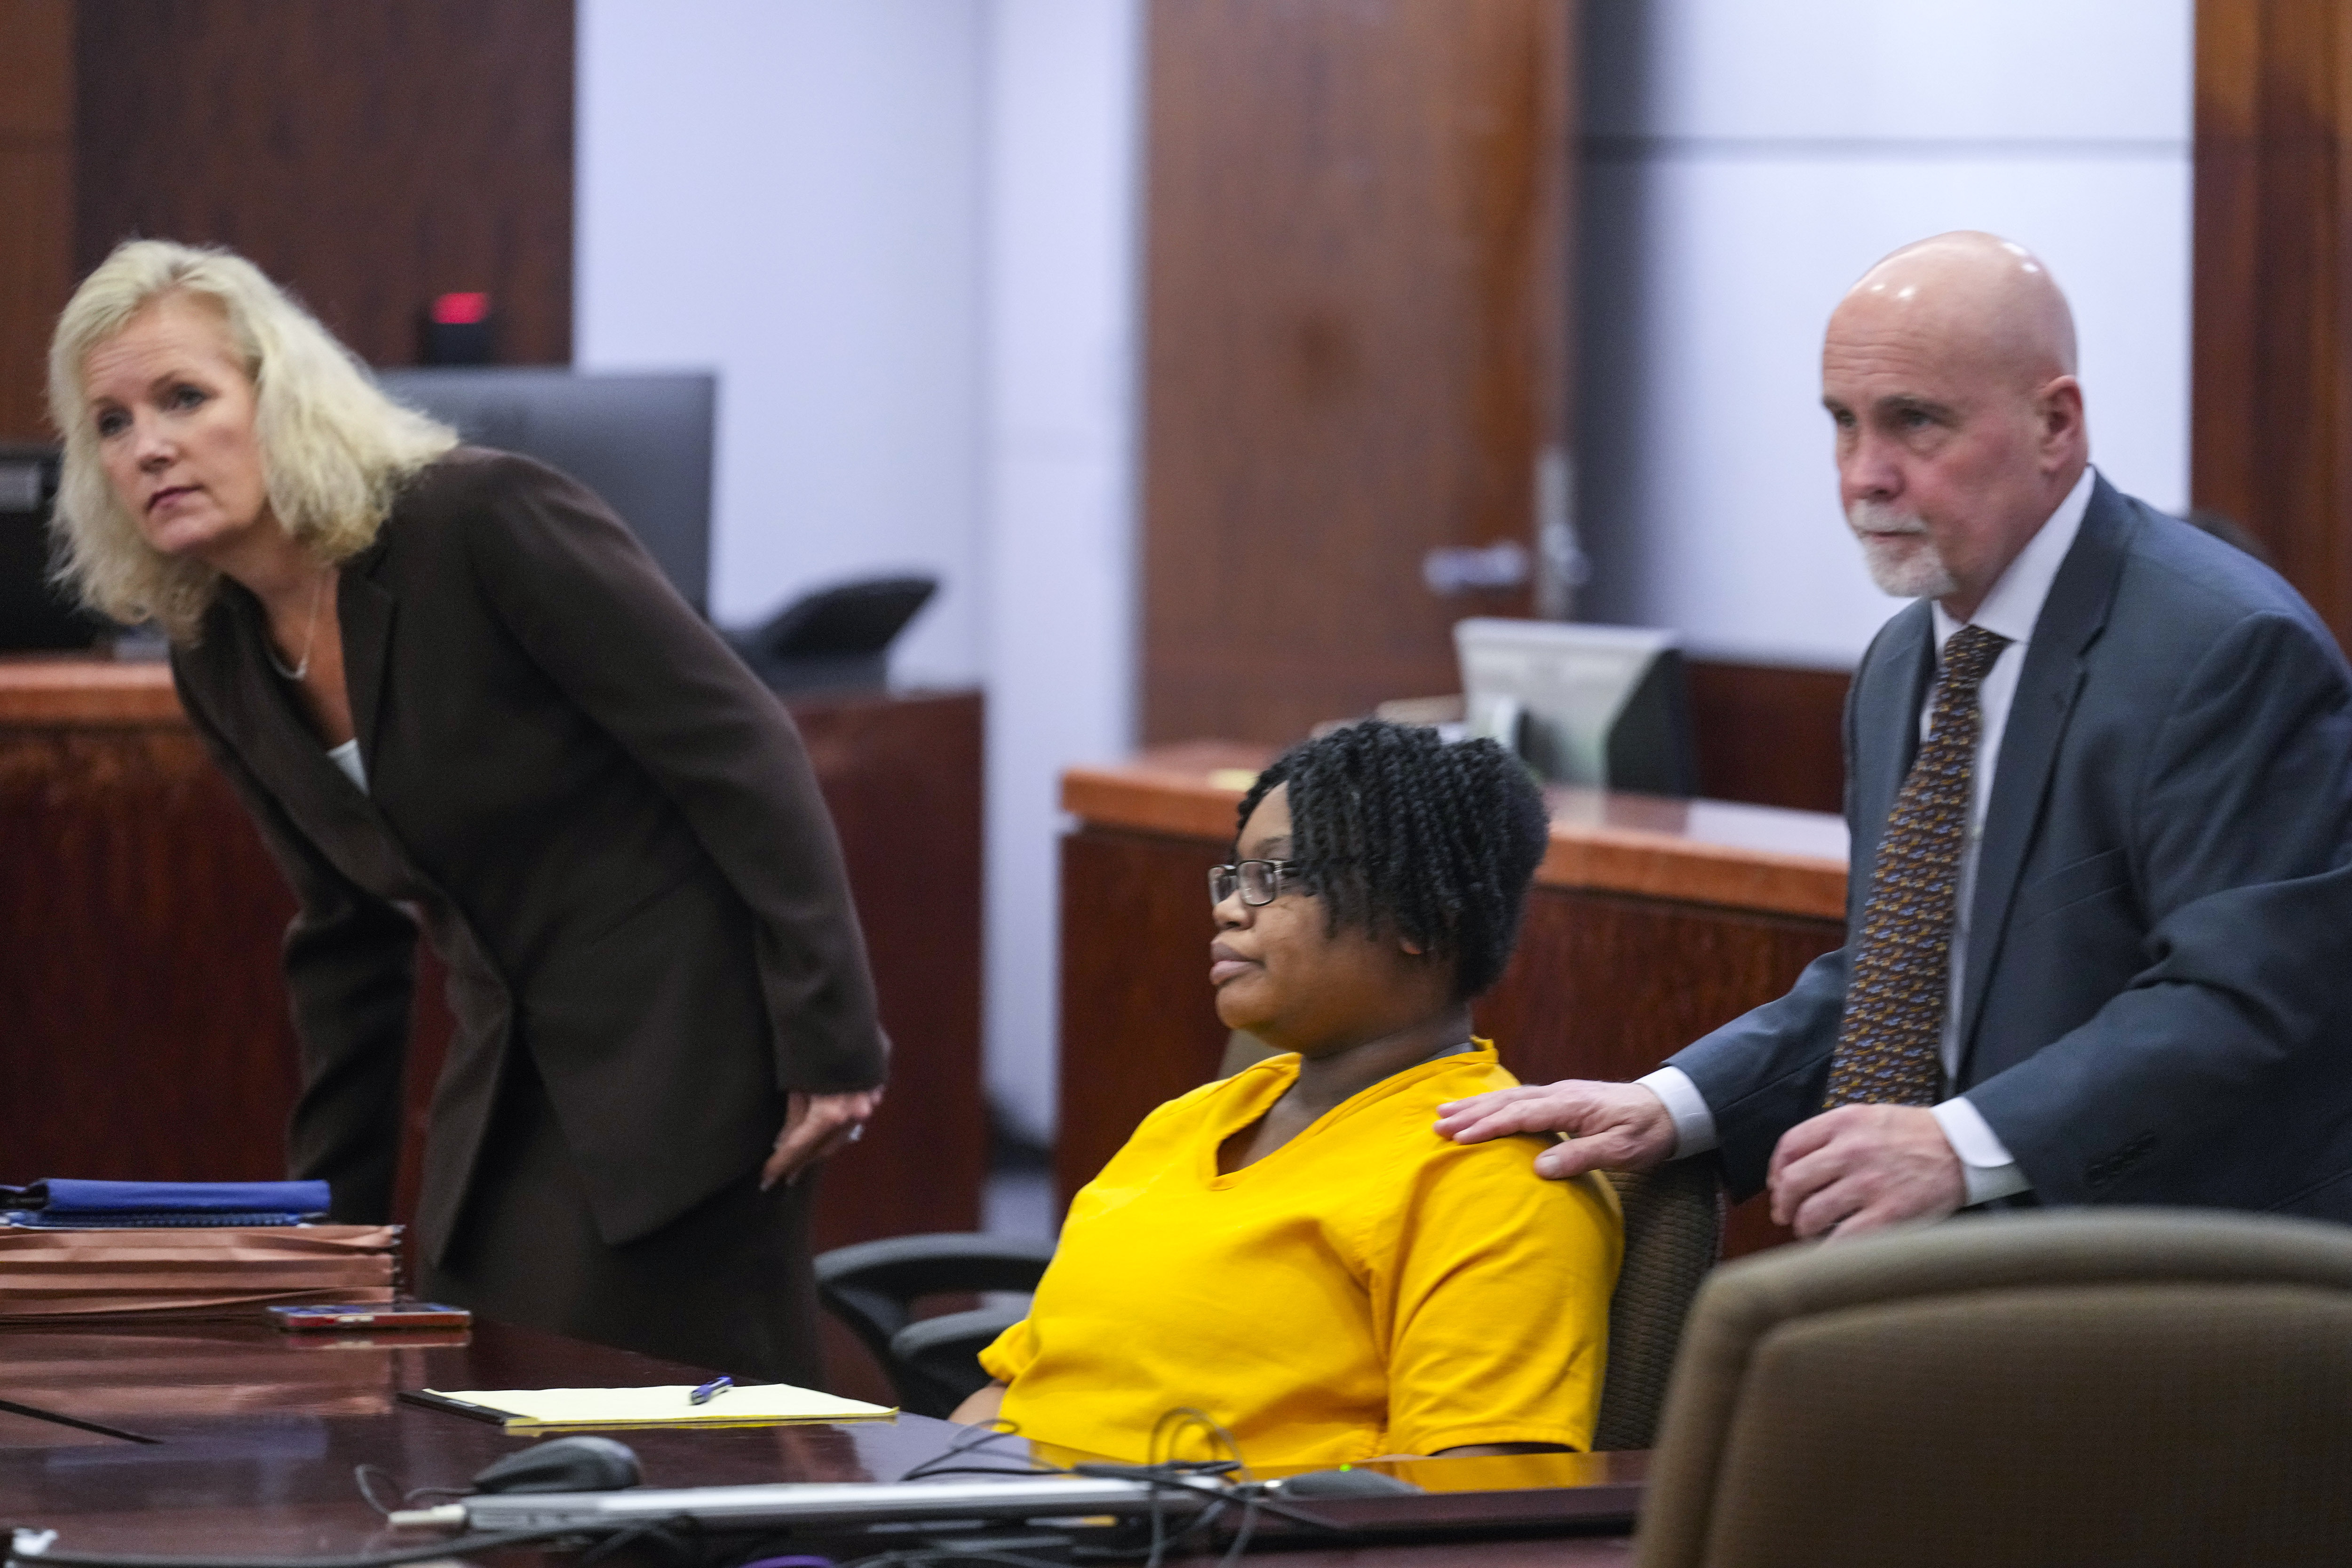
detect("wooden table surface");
top-left (0, 650), bottom-right (185, 722)
top-left (0, 1318), bottom-right (1644, 1564)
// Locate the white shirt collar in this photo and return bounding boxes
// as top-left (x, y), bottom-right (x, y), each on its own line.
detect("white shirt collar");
top-left (1930, 464), bottom-right (2096, 652)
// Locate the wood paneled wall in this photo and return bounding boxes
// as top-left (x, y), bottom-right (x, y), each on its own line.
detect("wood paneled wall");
top-left (1685, 659), bottom-right (1849, 816)
top-left (0, 719), bottom-right (307, 1178)
top-left (2193, 0), bottom-right (2352, 647)
top-left (0, 0), bottom-right (76, 441)
top-left (0, 0), bottom-right (573, 441)
top-left (74, 0), bottom-right (573, 369)
top-left (1143, 0), bottom-right (1575, 745)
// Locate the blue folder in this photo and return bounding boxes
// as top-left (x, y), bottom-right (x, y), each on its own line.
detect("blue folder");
top-left (0, 1178), bottom-right (332, 1227)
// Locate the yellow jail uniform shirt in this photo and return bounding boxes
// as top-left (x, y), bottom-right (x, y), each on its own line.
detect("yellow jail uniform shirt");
top-left (979, 1043), bottom-right (1623, 1467)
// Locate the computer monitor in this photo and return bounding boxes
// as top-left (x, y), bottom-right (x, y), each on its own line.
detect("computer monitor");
top-left (0, 445), bottom-right (105, 652)
top-left (1453, 618), bottom-right (1698, 796)
top-left (373, 368), bottom-right (715, 614)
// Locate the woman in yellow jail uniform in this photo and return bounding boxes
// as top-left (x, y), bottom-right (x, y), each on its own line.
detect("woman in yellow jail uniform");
top-left (956, 721), bottom-right (1622, 1466)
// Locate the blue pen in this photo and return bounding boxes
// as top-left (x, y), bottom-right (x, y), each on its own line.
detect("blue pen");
top-left (689, 1376), bottom-right (732, 1406)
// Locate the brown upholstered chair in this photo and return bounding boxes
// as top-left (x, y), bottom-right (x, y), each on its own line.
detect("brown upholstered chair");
top-left (1593, 1157), bottom-right (1726, 1451)
top-left (1635, 1210), bottom-right (2352, 1568)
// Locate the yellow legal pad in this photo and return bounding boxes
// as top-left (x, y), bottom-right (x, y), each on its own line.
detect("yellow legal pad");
top-left (408, 1383), bottom-right (898, 1431)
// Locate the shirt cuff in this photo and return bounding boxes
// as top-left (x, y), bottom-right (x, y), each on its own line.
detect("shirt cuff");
top-left (1931, 1097), bottom-right (2033, 1205)
top-left (1635, 1067), bottom-right (1718, 1159)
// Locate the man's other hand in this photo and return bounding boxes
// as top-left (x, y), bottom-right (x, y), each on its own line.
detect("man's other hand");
top-left (1434, 1080), bottom-right (1677, 1180)
top-left (1767, 1104), bottom-right (1965, 1239)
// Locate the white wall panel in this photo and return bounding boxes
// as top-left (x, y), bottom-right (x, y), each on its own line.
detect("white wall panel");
top-left (1577, 0), bottom-right (2195, 665)
top-left (578, 0), bottom-right (1141, 1142)
top-left (576, 0), bottom-right (987, 681)
top-left (1616, 0), bottom-right (2191, 141)
top-left (979, 0), bottom-right (1143, 1142)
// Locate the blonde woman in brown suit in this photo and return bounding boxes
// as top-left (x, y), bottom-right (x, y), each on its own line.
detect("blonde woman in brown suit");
top-left (47, 240), bottom-right (888, 1384)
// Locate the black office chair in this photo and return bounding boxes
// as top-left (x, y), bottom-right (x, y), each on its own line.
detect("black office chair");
top-left (723, 574), bottom-right (937, 694)
top-left (813, 1156), bottom-right (1723, 1437)
top-left (814, 1233), bottom-right (1055, 1417)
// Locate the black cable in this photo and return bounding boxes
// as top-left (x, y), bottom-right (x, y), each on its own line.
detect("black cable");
top-left (898, 1421), bottom-right (1063, 1483)
top-left (349, 1465), bottom-right (467, 1521)
top-left (1127, 1400), bottom-right (1293, 1564)
top-left (1085, 1462), bottom-right (1232, 1568)
top-left (879, 1413), bottom-right (1295, 1567)
top-left (1069, 1462), bottom-right (1237, 1480)
top-left (350, 1466), bottom-right (402, 1520)
top-left (832, 1549), bottom-right (1078, 1568)
top-left (1143, 1407), bottom-right (1246, 1478)
top-left (0, 1400), bottom-right (157, 1447)
top-left (577, 1514), bottom-right (705, 1567)
top-left (703, 1459), bottom-right (1327, 1568)
top-left (1066, 1466), bottom-right (1332, 1536)
top-left (1213, 1490), bottom-right (1261, 1568)
top-left (1141, 1475), bottom-right (1166, 1568)
top-left (1141, 1420), bottom-right (1200, 1568)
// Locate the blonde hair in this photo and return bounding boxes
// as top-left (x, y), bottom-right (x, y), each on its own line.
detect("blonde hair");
top-left (46, 239), bottom-right (458, 641)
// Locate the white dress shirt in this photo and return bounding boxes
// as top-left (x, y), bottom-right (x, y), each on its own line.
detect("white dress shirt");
top-left (1638, 466), bottom-right (2098, 1207)
top-left (326, 737), bottom-right (368, 792)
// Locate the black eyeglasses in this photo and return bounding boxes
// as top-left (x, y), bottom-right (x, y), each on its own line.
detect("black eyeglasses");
top-left (1208, 860), bottom-right (1310, 907)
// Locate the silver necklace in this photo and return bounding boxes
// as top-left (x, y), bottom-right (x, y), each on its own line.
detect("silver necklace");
top-left (265, 568), bottom-right (332, 682)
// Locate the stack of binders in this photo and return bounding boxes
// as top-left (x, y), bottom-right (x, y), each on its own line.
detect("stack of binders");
top-left (0, 1179), bottom-right (401, 1323)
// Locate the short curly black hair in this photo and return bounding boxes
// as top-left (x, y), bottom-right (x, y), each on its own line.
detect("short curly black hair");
top-left (1234, 720), bottom-right (1550, 1001)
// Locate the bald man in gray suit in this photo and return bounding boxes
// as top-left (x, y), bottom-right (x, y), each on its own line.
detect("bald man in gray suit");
top-left (1439, 232), bottom-right (2352, 1236)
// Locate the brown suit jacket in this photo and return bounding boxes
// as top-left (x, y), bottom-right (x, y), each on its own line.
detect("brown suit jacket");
top-left (171, 448), bottom-right (888, 1262)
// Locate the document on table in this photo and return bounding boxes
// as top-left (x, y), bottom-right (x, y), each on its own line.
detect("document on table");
top-left (407, 1383), bottom-right (897, 1430)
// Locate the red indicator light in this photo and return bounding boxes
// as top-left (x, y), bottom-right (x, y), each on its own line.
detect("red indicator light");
top-left (432, 292), bottom-right (491, 325)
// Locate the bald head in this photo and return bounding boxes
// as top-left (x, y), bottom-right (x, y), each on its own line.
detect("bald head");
top-left (1821, 231), bottom-right (2090, 621)
top-left (1835, 231), bottom-right (2077, 392)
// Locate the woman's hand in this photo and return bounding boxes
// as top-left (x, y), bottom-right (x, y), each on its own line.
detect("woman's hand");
top-left (760, 1088), bottom-right (884, 1190)
top-left (950, 1380), bottom-right (1009, 1426)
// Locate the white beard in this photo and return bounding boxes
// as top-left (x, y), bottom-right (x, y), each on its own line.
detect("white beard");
top-left (1848, 500), bottom-right (1960, 600)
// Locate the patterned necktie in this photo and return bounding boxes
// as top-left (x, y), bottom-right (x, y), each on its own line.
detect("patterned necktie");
top-left (1823, 623), bottom-right (2012, 1108)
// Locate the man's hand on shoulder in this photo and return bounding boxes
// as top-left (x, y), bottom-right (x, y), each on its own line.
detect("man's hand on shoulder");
top-left (1767, 1105), bottom-right (1966, 1239)
top-left (1433, 1080), bottom-right (1676, 1180)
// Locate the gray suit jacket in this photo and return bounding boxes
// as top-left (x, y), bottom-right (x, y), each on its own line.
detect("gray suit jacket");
top-left (172, 449), bottom-right (888, 1262)
top-left (1670, 476), bottom-right (2352, 1217)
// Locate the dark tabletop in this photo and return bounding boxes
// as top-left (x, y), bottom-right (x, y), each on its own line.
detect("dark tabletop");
top-left (0, 1319), bottom-right (1641, 1565)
